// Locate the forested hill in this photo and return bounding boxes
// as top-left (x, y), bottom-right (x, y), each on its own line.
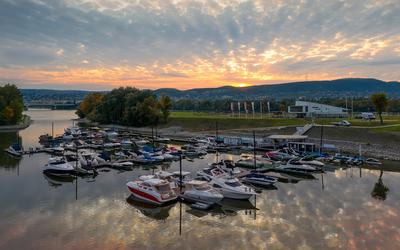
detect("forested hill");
top-left (20, 78), bottom-right (400, 101)
top-left (154, 78), bottom-right (400, 100)
top-left (21, 89), bottom-right (93, 102)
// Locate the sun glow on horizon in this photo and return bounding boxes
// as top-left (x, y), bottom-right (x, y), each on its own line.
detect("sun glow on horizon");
top-left (233, 83), bottom-right (252, 88)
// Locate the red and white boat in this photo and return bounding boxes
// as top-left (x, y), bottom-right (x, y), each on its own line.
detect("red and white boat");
top-left (126, 179), bottom-right (178, 205)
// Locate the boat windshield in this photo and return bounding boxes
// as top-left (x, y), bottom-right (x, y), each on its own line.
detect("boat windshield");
top-left (156, 184), bottom-right (171, 193)
top-left (225, 181), bottom-right (241, 187)
top-left (195, 184), bottom-right (211, 191)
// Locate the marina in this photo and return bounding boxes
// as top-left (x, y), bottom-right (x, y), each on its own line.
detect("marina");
top-left (1, 109), bottom-right (400, 249)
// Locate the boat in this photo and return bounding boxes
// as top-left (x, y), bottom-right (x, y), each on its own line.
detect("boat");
top-left (5, 143), bottom-right (23, 157)
top-left (43, 157), bottom-right (77, 176)
top-left (112, 161), bottom-right (134, 170)
top-left (298, 156), bottom-right (325, 168)
top-left (209, 160), bottom-right (242, 175)
top-left (126, 178), bottom-right (178, 205)
top-left (235, 155), bottom-right (274, 169)
top-left (208, 176), bottom-right (258, 200)
top-left (365, 158), bottom-right (382, 166)
top-left (79, 150), bottom-right (106, 167)
top-left (197, 165), bottom-right (230, 181)
top-left (180, 180), bottom-right (223, 205)
top-left (121, 139), bottom-right (133, 147)
top-left (275, 159), bottom-right (320, 175)
top-left (153, 136), bottom-right (170, 143)
top-left (240, 172), bottom-right (278, 187)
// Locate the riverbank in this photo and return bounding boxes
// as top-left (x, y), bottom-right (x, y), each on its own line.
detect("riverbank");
top-left (0, 115), bottom-right (31, 131)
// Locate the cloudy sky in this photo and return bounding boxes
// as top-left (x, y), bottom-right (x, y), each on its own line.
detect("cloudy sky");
top-left (0, 0), bottom-right (399, 90)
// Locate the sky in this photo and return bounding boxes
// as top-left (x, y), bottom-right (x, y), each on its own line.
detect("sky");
top-left (0, 0), bottom-right (399, 90)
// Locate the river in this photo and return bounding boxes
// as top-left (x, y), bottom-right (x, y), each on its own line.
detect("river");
top-left (0, 109), bottom-right (399, 249)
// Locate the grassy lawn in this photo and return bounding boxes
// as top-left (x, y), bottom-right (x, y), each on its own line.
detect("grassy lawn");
top-left (165, 112), bottom-right (400, 132)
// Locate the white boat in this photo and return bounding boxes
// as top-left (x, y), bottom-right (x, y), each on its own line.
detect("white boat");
top-left (112, 161), bottom-right (133, 170)
top-left (121, 139), bottom-right (133, 147)
top-left (43, 157), bottom-right (77, 176)
top-left (153, 136), bottom-right (170, 143)
top-left (240, 172), bottom-right (278, 186)
top-left (208, 176), bottom-right (257, 200)
top-left (365, 158), bottom-right (382, 166)
top-left (181, 180), bottom-right (223, 204)
top-left (197, 165), bottom-right (229, 181)
top-left (126, 179), bottom-right (178, 205)
top-left (209, 160), bottom-right (242, 175)
top-left (134, 139), bottom-right (149, 145)
top-left (298, 156), bottom-right (325, 168)
top-left (276, 159), bottom-right (319, 174)
top-left (5, 143), bottom-right (23, 157)
top-left (79, 151), bottom-right (106, 167)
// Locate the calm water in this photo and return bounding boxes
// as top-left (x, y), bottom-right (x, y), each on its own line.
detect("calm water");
top-left (1, 110), bottom-right (400, 250)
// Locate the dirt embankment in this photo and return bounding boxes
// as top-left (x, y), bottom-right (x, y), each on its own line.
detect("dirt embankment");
top-left (306, 126), bottom-right (400, 160)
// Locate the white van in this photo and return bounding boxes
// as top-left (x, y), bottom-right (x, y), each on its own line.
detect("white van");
top-left (357, 112), bottom-right (376, 120)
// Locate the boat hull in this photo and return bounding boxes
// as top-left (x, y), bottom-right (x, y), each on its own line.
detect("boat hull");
top-left (181, 191), bottom-right (223, 205)
top-left (127, 185), bottom-right (177, 205)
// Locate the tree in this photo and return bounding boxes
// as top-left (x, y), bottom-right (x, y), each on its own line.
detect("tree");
top-left (371, 93), bottom-right (388, 124)
top-left (158, 95), bottom-right (172, 122)
top-left (76, 93), bottom-right (104, 119)
top-left (0, 84), bottom-right (24, 125)
top-left (79, 87), bottom-right (169, 128)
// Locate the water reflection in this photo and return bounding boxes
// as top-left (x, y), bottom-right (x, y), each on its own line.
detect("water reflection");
top-left (371, 170), bottom-right (390, 201)
top-left (0, 132), bottom-right (22, 170)
top-left (126, 195), bottom-right (175, 221)
top-left (43, 172), bottom-right (75, 188)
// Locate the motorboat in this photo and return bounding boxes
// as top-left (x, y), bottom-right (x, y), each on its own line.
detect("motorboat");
top-left (121, 139), bottom-right (133, 147)
top-left (197, 165), bottom-right (230, 181)
top-left (153, 136), bottom-right (170, 143)
top-left (298, 156), bottom-right (325, 168)
top-left (275, 159), bottom-right (320, 175)
top-left (365, 158), bottom-right (382, 166)
top-left (79, 150), bottom-right (106, 167)
top-left (180, 180), bottom-right (223, 205)
top-left (235, 155), bottom-right (274, 169)
top-left (43, 157), bottom-right (77, 176)
top-left (208, 176), bottom-right (257, 200)
top-left (126, 178), bottom-right (178, 205)
top-left (240, 172), bottom-right (278, 187)
top-left (112, 161), bottom-right (134, 170)
top-left (209, 160), bottom-right (242, 175)
top-left (5, 143), bottom-right (23, 157)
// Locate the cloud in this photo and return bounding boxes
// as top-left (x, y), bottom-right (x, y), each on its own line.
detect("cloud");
top-left (0, 0), bottom-right (399, 89)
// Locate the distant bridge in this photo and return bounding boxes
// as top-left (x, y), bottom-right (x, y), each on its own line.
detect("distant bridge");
top-left (25, 102), bottom-right (79, 110)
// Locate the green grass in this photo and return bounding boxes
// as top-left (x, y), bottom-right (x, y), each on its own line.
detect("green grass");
top-left (164, 112), bottom-right (400, 132)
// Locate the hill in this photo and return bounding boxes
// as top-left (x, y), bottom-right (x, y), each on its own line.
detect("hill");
top-left (154, 78), bottom-right (400, 100)
top-left (20, 78), bottom-right (400, 102)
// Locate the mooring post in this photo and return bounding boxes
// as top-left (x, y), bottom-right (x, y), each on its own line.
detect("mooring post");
top-left (179, 155), bottom-right (182, 192)
top-left (253, 130), bottom-right (256, 170)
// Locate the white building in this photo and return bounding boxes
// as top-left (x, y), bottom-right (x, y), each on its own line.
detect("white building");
top-left (288, 101), bottom-right (348, 118)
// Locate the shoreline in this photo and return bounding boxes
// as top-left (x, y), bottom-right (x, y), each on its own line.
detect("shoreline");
top-left (0, 115), bottom-right (32, 132)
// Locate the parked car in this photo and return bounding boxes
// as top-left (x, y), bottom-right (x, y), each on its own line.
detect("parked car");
top-left (332, 120), bottom-right (351, 127)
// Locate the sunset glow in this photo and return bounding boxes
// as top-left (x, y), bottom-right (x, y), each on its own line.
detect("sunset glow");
top-left (0, 0), bottom-right (399, 90)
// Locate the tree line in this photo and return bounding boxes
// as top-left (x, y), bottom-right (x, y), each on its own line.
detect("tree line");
top-left (0, 84), bottom-right (24, 125)
top-left (171, 94), bottom-right (397, 114)
top-left (76, 87), bottom-right (172, 127)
